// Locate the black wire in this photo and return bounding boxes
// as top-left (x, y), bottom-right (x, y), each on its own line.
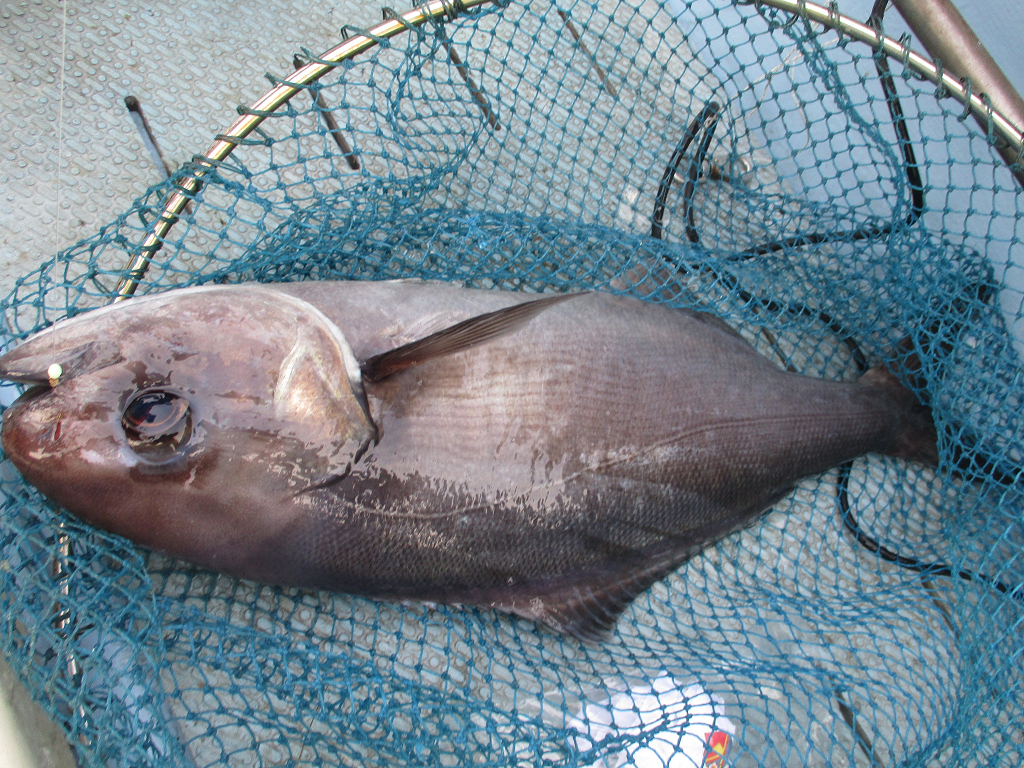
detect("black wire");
top-left (836, 462), bottom-right (1024, 602)
top-left (868, 0), bottom-right (925, 224)
top-left (651, 103), bottom-right (721, 242)
top-left (647, 18), bottom-right (1021, 602)
top-left (732, 226), bottom-right (888, 260)
top-left (711, 268), bottom-right (870, 373)
top-left (654, 5), bottom-right (925, 258)
top-left (831, 2), bottom-right (1020, 603)
top-left (681, 107), bottom-right (721, 244)
top-left (649, 99), bottom-right (869, 369)
top-left (651, 106), bottom-right (908, 260)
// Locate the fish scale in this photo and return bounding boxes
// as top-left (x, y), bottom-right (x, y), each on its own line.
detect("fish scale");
top-left (0, 279), bottom-right (936, 640)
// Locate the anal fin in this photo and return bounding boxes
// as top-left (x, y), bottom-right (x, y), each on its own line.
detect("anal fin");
top-left (488, 545), bottom-right (698, 642)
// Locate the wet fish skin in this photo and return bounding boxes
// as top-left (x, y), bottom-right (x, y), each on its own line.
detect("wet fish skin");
top-left (0, 281), bottom-right (936, 639)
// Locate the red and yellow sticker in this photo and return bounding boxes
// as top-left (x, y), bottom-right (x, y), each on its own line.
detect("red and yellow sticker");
top-left (704, 729), bottom-right (731, 766)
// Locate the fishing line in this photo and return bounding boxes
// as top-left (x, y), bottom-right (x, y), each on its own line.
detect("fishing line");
top-left (48, 2), bottom-right (96, 745)
top-left (55, 0), bottom-right (68, 266)
top-left (648, 51), bottom-right (1023, 604)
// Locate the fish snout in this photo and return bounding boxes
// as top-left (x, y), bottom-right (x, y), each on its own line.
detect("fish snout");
top-left (0, 338), bottom-right (122, 388)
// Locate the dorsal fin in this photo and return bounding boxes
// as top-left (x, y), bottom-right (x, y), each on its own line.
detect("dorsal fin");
top-left (361, 292), bottom-right (583, 383)
top-left (673, 306), bottom-right (750, 344)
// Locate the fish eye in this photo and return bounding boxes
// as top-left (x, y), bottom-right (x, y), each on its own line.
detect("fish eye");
top-left (121, 389), bottom-right (193, 459)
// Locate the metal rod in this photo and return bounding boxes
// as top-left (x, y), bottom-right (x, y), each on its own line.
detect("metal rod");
top-left (124, 96), bottom-right (172, 178)
top-left (833, 686), bottom-right (882, 768)
top-left (556, 9), bottom-right (617, 97)
top-left (292, 56), bottom-right (361, 170)
top-left (124, 96), bottom-right (195, 215)
top-left (891, 0), bottom-right (1024, 182)
top-left (440, 38), bottom-right (502, 131)
top-left (114, 0), bottom-right (496, 300)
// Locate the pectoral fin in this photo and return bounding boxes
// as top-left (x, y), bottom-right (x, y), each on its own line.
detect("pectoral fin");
top-left (361, 292), bottom-right (583, 383)
top-left (272, 308), bottom-right (378, 458)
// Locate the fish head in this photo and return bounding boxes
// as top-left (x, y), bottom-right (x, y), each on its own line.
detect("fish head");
top-left (0, 285), bottom-right (375, 575)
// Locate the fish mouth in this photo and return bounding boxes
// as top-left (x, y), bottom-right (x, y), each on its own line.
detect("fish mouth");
top-left (0, 339), bottom-right (122, 388)
top-left (0, 363), bottom-right (52, 387)
top-left (9, 384), bottom-right (52, 406)
top-left (0, 341), bottom-right (67, 386)
top-left (0, 383), bottom-right (63, 470)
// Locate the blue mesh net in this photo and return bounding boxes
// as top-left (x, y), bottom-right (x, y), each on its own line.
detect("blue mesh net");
top-left (2, 1), bottom-right (1023, 766)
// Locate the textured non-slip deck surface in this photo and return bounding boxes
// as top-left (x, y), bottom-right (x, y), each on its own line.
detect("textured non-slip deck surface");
top-left (2, 2), bottom-right (1023, 767)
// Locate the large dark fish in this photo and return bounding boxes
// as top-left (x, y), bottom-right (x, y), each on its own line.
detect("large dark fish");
top-left (0, 281), bottom-right (936, 639)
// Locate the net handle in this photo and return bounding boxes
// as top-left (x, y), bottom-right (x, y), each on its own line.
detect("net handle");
top-left (115, 0), bottom-right (1024, 298)
top-left (114, 0), bottom-right (494, 300)
top-left (889, 0), bottom-right (1024, 182)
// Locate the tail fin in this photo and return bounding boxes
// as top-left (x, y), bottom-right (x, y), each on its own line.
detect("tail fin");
top-left (859, 367), bottom-right (939, 467)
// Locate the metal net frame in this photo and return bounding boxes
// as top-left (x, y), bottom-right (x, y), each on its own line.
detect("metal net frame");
top-left (1, 0), bottom-right (1023, 765)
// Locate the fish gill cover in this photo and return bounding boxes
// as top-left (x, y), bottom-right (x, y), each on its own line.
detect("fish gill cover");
top-left (0, 0), bottom-right (1022, 766)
